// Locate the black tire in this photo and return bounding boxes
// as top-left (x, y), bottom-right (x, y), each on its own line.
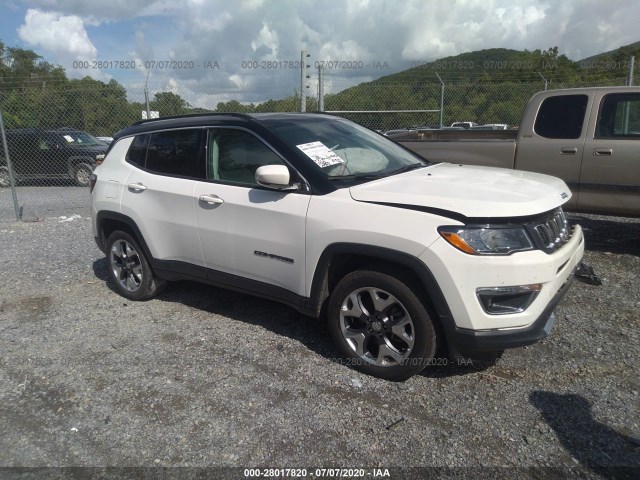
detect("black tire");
top-left (73, 163), bottom-right (93, 187)
top-left (0, 165), bottom-right (10, 188)
top-left (105, 230), bottom-right (166, 301)
top-left (327, 270), bottom-right (437, 381)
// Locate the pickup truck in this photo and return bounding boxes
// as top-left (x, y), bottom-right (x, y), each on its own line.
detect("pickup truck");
top-left (395, 87), bottom-right (640, 217)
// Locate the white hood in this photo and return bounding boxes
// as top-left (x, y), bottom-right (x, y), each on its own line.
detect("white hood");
top-left (349, 163), bottom-right (571, 218)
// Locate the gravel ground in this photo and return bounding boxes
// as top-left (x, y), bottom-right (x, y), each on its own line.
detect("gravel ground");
top-left (0, 187), bottom-right (639, 479)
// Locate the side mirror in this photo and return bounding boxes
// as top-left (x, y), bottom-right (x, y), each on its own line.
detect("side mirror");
top-left (255, 165), bottom-right (296, 190)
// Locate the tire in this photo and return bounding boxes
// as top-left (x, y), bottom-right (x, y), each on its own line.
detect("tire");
top-left (73, 163), bottom-right (93, 187)
top-left (106, 230), bottom-right (166, 301)
top-left (327, 270), bottom-right (437, 381)
top-left (0, 166), bottom-right (10, 188)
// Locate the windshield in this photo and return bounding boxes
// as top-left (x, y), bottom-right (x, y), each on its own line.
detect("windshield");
top-left (58, 130), bottom-right (103, 147)
top-left (265, 116), bottom-right (429, 179)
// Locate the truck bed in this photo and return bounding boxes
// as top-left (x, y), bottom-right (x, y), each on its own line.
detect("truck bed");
top-left (393, 130), bottom-right (518, 169)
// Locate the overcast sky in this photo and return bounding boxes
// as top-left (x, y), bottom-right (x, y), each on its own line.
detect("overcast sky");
top-left (1, 0), bottom-right (639, 107)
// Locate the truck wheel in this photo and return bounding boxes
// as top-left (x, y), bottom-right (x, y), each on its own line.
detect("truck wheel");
top-left (328, 270), bottom-right (437, 381)
top-left (0, 166), bottom-right (10, 188)
top-left (106, 230), bottom-right (166, 301)
top-left (73, 163), bottom-right (93, 186)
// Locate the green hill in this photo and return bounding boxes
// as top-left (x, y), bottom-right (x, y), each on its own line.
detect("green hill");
top-left (319, 44), bottom-right (638, 130)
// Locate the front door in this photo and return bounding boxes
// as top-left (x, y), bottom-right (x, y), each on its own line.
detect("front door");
top-left (194, 128), bottom-right (310, 296)
top-left (578, 92), bottom-right (640, 216)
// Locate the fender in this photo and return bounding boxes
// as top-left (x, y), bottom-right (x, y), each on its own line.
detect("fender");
top-left (308, 243), bottom-right (455, 327)
top-left (95, 211), bottom-right (153, 260)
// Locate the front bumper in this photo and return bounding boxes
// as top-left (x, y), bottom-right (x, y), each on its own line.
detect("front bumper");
top-left (445, 264), bottom-right (575, 356)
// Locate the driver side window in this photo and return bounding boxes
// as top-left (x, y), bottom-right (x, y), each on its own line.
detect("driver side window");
top-left (207, 129), bottom-right (285, 186)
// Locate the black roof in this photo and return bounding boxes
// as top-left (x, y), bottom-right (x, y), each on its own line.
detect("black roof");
top-left (114, 112), bottom-right (333, 139)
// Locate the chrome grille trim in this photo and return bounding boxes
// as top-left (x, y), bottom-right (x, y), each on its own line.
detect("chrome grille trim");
top-left (528, 208), bottom-right (570, 254)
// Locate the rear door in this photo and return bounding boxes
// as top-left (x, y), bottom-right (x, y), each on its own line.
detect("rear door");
top-left (120, 129), bottom-right (206, 270)
top-left (9, 132), bottom-right (39, 176)
top-left (578, 92), bottom-right (640, 216)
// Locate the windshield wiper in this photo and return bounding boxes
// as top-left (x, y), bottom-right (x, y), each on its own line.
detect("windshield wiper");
top-left (328, 163), bottom-right (426, 181)
top-left (387, 163), bottom-right (426, 176)
top-left (327, 173), bottom-right (386, 181)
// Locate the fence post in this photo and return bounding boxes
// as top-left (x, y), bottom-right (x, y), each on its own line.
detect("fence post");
top-left (300, 50), bottom-right (308, 112)
top-left (144, 71), bottom-right (151, 119)
top-left (538, 72), bottom-right (548, 91)
top-left (628, 56), bottom-right (635, 86)
top-left (0, 110), bottom-right (21, 221)
top-left (318, 65), bottom-right (324, 112)
top-left (435, 73), bottom-right (444, 128)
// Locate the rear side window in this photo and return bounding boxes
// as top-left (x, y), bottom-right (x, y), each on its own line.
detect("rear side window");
top-left (596, 93), bottom-right (640, 139)
top-left (534, 94), bottom-right (588, 139)
top-left (126, 134), bottom-right (149, 168)
top-left (146, 129), bottom-right (205, 178)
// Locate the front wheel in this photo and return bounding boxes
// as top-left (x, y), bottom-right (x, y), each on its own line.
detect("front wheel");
top-left (73, 163), bottom-right (93, 187)
top-left (106, 230), bottom-right (166, 301)
top-left (328, 270), bottom-right (437, 381)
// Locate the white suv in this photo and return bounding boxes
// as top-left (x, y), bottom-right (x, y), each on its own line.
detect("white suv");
top-left (90, 113), bottom-right (585, 380)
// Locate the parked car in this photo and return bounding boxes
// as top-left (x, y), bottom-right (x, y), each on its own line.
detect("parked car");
top-left (90, 113), bottom-right (584, 380)
top-left (450, 121), bottom-right (477, 129)
top-left (383, 128), bottom-right (412, 136)
top-left (472, 123), bottom-right (509, 130)
top-left (0, 127), bottom-right (107, 187)
top-left (97, 136), bottom-right (114, 145)
top-left (397, 87), bottom-right (640, 217)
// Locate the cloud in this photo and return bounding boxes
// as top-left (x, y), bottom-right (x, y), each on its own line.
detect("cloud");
top-left (12, 0), bottom-right (640, 106)
top-left (17, 8), bottom-right (103, 78)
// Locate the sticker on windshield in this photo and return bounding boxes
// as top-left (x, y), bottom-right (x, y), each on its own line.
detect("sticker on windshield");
top-left (63, 135), bottom-right (74, 143)
top-left (296, 141), bottom-right (344, 168)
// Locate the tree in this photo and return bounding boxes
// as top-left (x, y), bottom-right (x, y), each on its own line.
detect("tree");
top-left (150, 91), bottom-right (190, 117)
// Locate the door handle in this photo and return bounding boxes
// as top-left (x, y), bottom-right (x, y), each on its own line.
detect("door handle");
top-left (593, 148), bottom-right (613, 156)
top-left (560, 147), bottom-right (577, 155)
top-left (199, 194), bottom-right (224, 205)
top-left (127, 182), bottom-right (147, 191)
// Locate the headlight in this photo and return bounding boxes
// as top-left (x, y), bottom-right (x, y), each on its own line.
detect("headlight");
top-left (438, 226), bottom-right (534, 255)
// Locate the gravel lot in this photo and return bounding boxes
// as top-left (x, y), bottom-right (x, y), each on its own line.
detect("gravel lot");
top-left (0, 187), bottom-right (639, 478)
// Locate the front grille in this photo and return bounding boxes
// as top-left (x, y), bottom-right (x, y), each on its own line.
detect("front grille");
top-left (526, 208), bottom-right (571, 254)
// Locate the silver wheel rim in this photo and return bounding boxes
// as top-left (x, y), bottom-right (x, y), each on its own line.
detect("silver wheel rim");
top-left (110, 239), bottom-right (143, 292)
top-left (76, 167), bottom-right (90, 185)
top-left (339, 286), bottom-right (415, 367)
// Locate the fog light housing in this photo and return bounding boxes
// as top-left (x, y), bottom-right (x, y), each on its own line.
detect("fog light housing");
top-left (476, 284), bottom-right (542, 315)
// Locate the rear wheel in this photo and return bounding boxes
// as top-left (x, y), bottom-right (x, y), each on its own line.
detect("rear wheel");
top-left (106, 230), bottom-right (165, 301)
top-left (328, 270), bottom-right (437, 381)
top-left (73, 163), bottom-right (93, 187)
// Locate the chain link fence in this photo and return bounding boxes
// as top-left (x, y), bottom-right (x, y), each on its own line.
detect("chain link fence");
top-left (0, 70), bottom-right (632, 221)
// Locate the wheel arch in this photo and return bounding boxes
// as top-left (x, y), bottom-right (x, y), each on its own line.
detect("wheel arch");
top-left (308, 243), bottom-right (454, 332)
top-left (95, 211), bottom-right (154, 262)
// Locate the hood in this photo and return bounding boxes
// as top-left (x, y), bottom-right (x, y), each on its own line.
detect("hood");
top-left (349, 163), bottom-right (571, 219)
